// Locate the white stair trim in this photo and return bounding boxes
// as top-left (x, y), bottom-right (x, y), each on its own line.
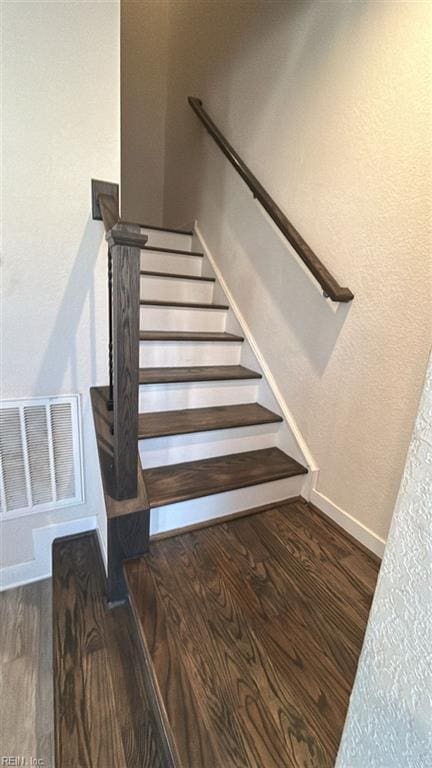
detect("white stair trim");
top-left (309, 486), bottom-right (385, 558)
top-left (194, 222), bottom-right (318, 479)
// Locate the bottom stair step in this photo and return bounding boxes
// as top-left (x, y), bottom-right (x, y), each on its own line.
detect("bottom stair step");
top-left (143, 447), bottom-right (308, 508)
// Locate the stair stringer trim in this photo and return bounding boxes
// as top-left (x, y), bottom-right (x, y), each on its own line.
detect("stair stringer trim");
top-left (193, 221), bottom-right (318, 500)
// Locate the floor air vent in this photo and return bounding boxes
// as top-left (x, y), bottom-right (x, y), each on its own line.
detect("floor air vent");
top-left (0, 395), bottom-right (84, 519)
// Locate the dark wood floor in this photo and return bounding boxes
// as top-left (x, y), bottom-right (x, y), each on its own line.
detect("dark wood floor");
top-left (126, 499), bottom-right (380, 768)
top-left (0, 579), bottom-right (53, 766)
top-left (52, 532), bottom-right (169, 768)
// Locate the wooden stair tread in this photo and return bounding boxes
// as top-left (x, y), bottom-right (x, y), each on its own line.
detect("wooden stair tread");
top-left (142, 244), bottom-right (203, 257)
top-left (139, 365), bottom-right (262, 384)
top-left (138, 403), bottom-right (282, 440)
top-left (140, 269), bottom-right (215, 282)
top-left (120, 220), bottom-right (193, 236)
top-left (139, 330), bottom-right (244, 342)
top-left (140, 299), bottom-right (228, 310)
top-left (143, 447), bottom-right (307, 507)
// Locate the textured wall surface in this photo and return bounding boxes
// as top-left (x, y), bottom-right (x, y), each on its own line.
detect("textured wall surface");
top-left (162, 0), bottom-right (432, 540)
top-left (336, 352), bottom-right (432, 767)
top-left (2, 1), bottom-right (120, 571)
top-left (121, 0), bottom-right (168, 223)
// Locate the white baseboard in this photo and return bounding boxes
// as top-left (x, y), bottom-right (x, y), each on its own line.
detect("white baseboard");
top-left (309, 488), bottom-right (385, 558)
top-left (0, 515), bottom-right (98, 591)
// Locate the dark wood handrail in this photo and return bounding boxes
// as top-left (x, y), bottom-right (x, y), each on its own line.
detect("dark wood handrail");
top-left (98, 194), bottom-right (149, 249)
top-left (188, 97), bottom-right (354, 303)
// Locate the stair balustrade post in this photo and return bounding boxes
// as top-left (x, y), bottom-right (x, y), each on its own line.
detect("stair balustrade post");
top-left (109, 235), bottom-right (141, 500)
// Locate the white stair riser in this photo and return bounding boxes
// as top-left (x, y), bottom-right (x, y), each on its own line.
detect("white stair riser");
top-left (139, 228), bottom-right (192, 251)
top-left (140, 341), bottom-right (242, 367)
top-left (140, 305), bottom-right (227, 333)
top-left (139, 380), bottom-right (260, 412)
top-left (140, 249), bottom-right (202, 276)
top-left (140, 423), bottom-right (279, 468)
top-left (141, 275), bottom-right (214, 303)
top-left (149, 476), bottom-right (305, 535)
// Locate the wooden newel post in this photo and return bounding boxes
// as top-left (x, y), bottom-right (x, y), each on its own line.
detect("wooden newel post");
top-left (107, 227), bottom-right (147, 500)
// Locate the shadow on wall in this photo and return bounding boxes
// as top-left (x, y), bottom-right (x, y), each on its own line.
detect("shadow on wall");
top-left (33, 217), bottom-right (103, 395)
top-left (201, 141), bottom-right (351, 375)
top-left (164, 0), bottom-right (364, 372)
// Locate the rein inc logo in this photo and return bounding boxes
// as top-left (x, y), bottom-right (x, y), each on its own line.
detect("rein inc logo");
top-left (1, 760), bottom-right (45, 766)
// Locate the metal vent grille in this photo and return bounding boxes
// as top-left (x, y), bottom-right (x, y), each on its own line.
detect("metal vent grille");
top-left (0, 396), bottom-right (84, 519)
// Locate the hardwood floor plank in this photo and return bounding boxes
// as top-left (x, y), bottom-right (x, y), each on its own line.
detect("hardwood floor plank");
top-left (82, 647), bottom-right (127, 768)
top-left (154, 532), bottom-right (333, 765)
top-left (125, 501), bottom-right (379, 768)
top-left (185, 526), bottom-right (350, 755)
top-left (271, 500), bottom-right (354, 560)
top-left (149, 541), bottom-right (290, 768)
top-left (0, 580), bottom-right (54, 766)
top-left (211, 513), bottom-right (361, 672)
top-left (249, 513), bottom-right (369, 636)
top-left (263, 505), bottom-right (375, 618)
top-left (340, 550), bottom-right (381, 592)
top-left (35, 580), bottom-right (54, 766)
top-left (126, 558), bottom-right (214, 768)
top-left (53, 532), bottom-right (167, 768)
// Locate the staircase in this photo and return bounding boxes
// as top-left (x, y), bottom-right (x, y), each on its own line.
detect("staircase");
top-left (135, 223), bottom-right (308, 537)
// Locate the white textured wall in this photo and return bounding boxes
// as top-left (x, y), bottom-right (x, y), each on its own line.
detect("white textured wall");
top-left (121, 0), bottom-right (168, 223)
top-left (336, 350), bottom-right (432, 767)
top-left (1, 2), bottom-right (120, 579)
top-left (163, 0), bottom-right (432, 541)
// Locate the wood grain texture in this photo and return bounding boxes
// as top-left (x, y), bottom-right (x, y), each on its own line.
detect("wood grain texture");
top-left (0, 579), bottom-right (54, 767)
top-left (112, 242), bottom-right (140, 499)
top-left (90, 386), bottom-right (150, 602)
top-left (53, 531), bottom-right (170, 768)
top-left (143, 447), bottom-right (307, 508)
top-left (188, 98), bottom-right (353, 303)
top-left (140, 270), bottom-right (215, 283)
top-left (90, 386), bottom-right (149, 519)
top-left (139, 330), bottom-right (243, 342)
top-left (139, 365), bottom-right (262, 384)
top-left (138, 402), bottom-right (282, 439)
top-left (108, 226), bottom-right (149, 249)
top-left (140, 299), bottom-right (228, 310)
top-left (126, 499), bottom-right (379, 768)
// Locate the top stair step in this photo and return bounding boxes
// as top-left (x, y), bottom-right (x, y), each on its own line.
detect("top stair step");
top-left (123, 222), bottom-right (193, 252)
